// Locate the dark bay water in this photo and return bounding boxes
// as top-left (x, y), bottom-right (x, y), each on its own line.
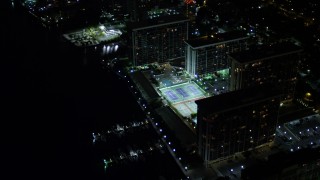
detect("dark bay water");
top-left (1, 1), bottom-right (184, 179)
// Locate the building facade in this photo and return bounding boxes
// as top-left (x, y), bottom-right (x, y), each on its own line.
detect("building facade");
top-left (229, 42), bottom-right (303, 100)
top-left (196, 85), bottom-right (282, 166)
top-left (128, 15), bottom-right (189, 66)
top-left (185, 30), bottom-right (249, 78)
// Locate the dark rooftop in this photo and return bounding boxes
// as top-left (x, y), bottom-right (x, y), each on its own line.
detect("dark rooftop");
top-left (155, 107), bottom-right (196, 147)
top-left (242, 147), bottom-right (320, 179)
top-left (196, 84), bottom-right (282, 114)
top-left (127, 15), bottom-right (189, 31)
top-left (229, 42), bottom-right (303, 63)
top-left (185, 30), bottom-right (248, 49)
top-left (130, 71), bottom-right (160, 102)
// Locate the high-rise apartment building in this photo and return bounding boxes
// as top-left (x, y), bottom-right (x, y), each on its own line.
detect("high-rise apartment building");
top-left (128, 15), bottom-right (189, 66)
top-left (229, 42), bottom-right (303, 100)
top-left (184, 30), bottom-right (249, 78)
top-left (196, 85), bottom-right (282, 166)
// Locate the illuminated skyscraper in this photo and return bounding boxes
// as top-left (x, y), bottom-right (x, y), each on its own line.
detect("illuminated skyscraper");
top-left (229, 42), bottom-right (303, 100)
top-left (185, 30), bottom-right (249, 78)
top-left (196, 85), bottom-right (282, 166)
top-left (128, 15), bottom-right (189, 66)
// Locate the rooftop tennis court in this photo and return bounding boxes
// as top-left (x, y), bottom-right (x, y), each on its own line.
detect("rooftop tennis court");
top-left (159, 81), bottom-right (206, 119)
top-left (173, 101), bottom-right (198, 118)
top-left (160, 82), bottom-right (206, 104)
